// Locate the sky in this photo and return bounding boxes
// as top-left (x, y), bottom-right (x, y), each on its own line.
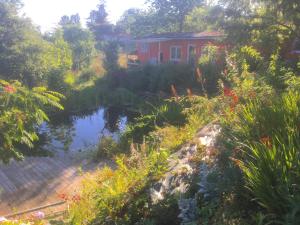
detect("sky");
top-left (21, 0), bottom-right (146, 32)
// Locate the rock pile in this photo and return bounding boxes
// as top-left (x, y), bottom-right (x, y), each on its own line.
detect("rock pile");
top-left (150, 123), bottom-right (221, 225)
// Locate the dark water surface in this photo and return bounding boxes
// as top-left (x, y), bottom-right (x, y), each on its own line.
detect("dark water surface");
top-left (39, 107), bottom-right (129, 154)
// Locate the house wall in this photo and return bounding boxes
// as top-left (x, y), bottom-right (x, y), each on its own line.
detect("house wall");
top-left (137, 39), bottom-right (222, 64)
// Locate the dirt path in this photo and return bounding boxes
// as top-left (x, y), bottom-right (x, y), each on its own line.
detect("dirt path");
top-left (0, 153), bottom-right (110, 216)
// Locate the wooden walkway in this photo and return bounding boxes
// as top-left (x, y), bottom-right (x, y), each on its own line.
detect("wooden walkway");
top-left (0, 153), bottom-right (109, 216)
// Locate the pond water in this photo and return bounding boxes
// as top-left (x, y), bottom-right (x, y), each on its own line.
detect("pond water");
top-left (39, 107), bottom-right (129, 155)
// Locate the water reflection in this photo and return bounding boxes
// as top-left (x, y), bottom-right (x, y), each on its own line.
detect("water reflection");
top-left (40, 107), bottom-right (128, 154)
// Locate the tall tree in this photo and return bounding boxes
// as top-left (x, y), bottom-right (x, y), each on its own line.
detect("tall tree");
top-left (87, 0), bottom-right (114, 41)
top-left (59, 13), bottom-right (81, 27)
top-left (147, 0), bottom-right (204, 32)
top-left (116, 8), bottom-right (163, 37)
top-left (218, 0), bottom-right (300, 56)
top-left (62, 25), bottom-right (96, 70)
top-left (0, 0), bottom-right (71, 86)
top-left (184, 5), bottom-right (224, 32)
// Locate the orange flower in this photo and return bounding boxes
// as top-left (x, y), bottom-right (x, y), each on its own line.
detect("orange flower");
top-left (171, 84), bottom-right (179, 100)
top-left (229, 157), bottom-right (242, 168)
top-left (260, 136), bottom-right (272, 148)
top-left (58, 193), bottom-right (69, 201)
top-left (187, 88), bottom-right (193, 97)
top-left (223, 86), bottom-right (239, 110)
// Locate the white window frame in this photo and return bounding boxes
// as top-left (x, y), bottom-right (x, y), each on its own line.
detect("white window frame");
top-left (170, 46), bottom-right (182, 62)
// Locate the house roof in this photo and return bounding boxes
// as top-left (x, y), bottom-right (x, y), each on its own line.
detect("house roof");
top-left (136, 31), bottom-right (224, 42)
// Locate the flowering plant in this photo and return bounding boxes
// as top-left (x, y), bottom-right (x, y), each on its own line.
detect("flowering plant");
top-left (0, 79), bottom-right (64, 163)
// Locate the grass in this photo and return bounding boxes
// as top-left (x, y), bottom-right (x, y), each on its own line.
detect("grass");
top-left (69, 146), bottom-right (170, 225)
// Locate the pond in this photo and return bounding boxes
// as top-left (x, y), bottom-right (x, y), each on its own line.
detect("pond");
top-left (39, 107), bottom-right (130, 156)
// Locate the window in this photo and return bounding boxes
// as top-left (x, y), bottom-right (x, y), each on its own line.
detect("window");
top-left (170, 46), bottom-right (181, 61)
top-left (141, 43), bottom-right (149, 53)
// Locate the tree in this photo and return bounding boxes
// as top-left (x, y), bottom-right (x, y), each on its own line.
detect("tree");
top-left (0, 79), bottom-right (64, 163)
top-left (218, 0), bottom-right (300, 56)
top-left (87, 0), bottom-right (114, 41)
top-left (184, 6), bottom-right (224, 32)
top-left (62, 25), bottom-right (96, 70)
top-left (59, 13), bottom-right (81, 26)
top-left (0, 0), bottom-right (73, 86)
top-left (147, 0), bottom-right (204, 32)
top-left (116, 8), bottom-right (161, 37)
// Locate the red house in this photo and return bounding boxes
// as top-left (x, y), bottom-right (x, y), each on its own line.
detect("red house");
top-left (136, 31), bottom-right (224, 65)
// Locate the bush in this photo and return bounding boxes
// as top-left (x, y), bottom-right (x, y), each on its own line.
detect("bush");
top-left (121, 99), bottom-right (187, 145)
top-left (198, 45), bottom-right (226, 95)
top-left (47, 69), bottom-right (73, 93)
top-left (108, 64), bottom-right (197, 95)
top-left (95, 136), bottom-right (119, 159)
top-left (77, 68), bottom-right (97, 83)
top-left (222, 91), bottom-right (300, 223)
top-left (69, 146), bottom-right (170, 225)
top-left (0, 79), bottom-right (64, 163)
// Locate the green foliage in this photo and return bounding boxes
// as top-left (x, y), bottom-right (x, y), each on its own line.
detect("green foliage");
top-left (0, 79), bottom-right (64, 163)
top-left (87, 1), bottom-right (114, 41)
top-left (147, 0), bottom-right (203, 32)
top-left (121, 99), bottom-right (187, 145)
top-left (198, 45), bottom-right (226, 95)
top-left (62, 25), bottom-right (96, 71)
top-left (0, 1), bottom-right (73, 86)
top-left (221, 91), bottom-right (300, 223)
top-left (184, 6), bottom-right (223, 32)
top-left (103, 41), bottom-right (121, 72)
top-left (96, 136), bottom-right (119, 159)
top-left (69, 146), bottom-right (170, 225)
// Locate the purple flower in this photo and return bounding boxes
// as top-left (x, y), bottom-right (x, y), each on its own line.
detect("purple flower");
top-left (34, 211), bottom-right (45, 219)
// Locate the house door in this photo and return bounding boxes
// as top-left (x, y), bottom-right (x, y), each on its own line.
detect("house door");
top-left (160, 52), bottom-right (164, 63)
top-left (188, 45), bottom-right (196, 65)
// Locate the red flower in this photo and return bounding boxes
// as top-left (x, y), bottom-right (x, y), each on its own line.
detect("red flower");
top-left (4, 85), bottom-right (16, 94)
top-left (223, 86), bottom-right (232, 96)
top-left (224, 86), bottom-right (239, 110)
top-left (232, 93), bottom-right (239, 104)
top-left (58, 193), bottom-right (69, 201)
top-left (72, 194), bottom-right (81, 202)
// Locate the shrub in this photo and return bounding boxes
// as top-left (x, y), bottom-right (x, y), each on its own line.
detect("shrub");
top-left (108, 64), bottom-right (196, 95)
top-left (47, 69), bottom-right (73, 93)
top-left (77, 68), bottom-right (97, 83)
top-left (69, 146), bottom-right (170, 225)
top-left (198, 45), bottom-right (226, 95)
top-left (121, 99), bottom-right (187, 145)
top-left (95, 136), bottom-right (119, 159)
top-left (222, 91), bottom-right (300, 222)
top-left (0, 79), bottom-right (64, 163)
top-left (64, 71), bottom-right (76, 86)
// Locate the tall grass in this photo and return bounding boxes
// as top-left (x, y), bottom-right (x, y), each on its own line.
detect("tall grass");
top-left (69, 146), bottom-right (170, 225)
top-left (223, 91), bottom-right (300, 223)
